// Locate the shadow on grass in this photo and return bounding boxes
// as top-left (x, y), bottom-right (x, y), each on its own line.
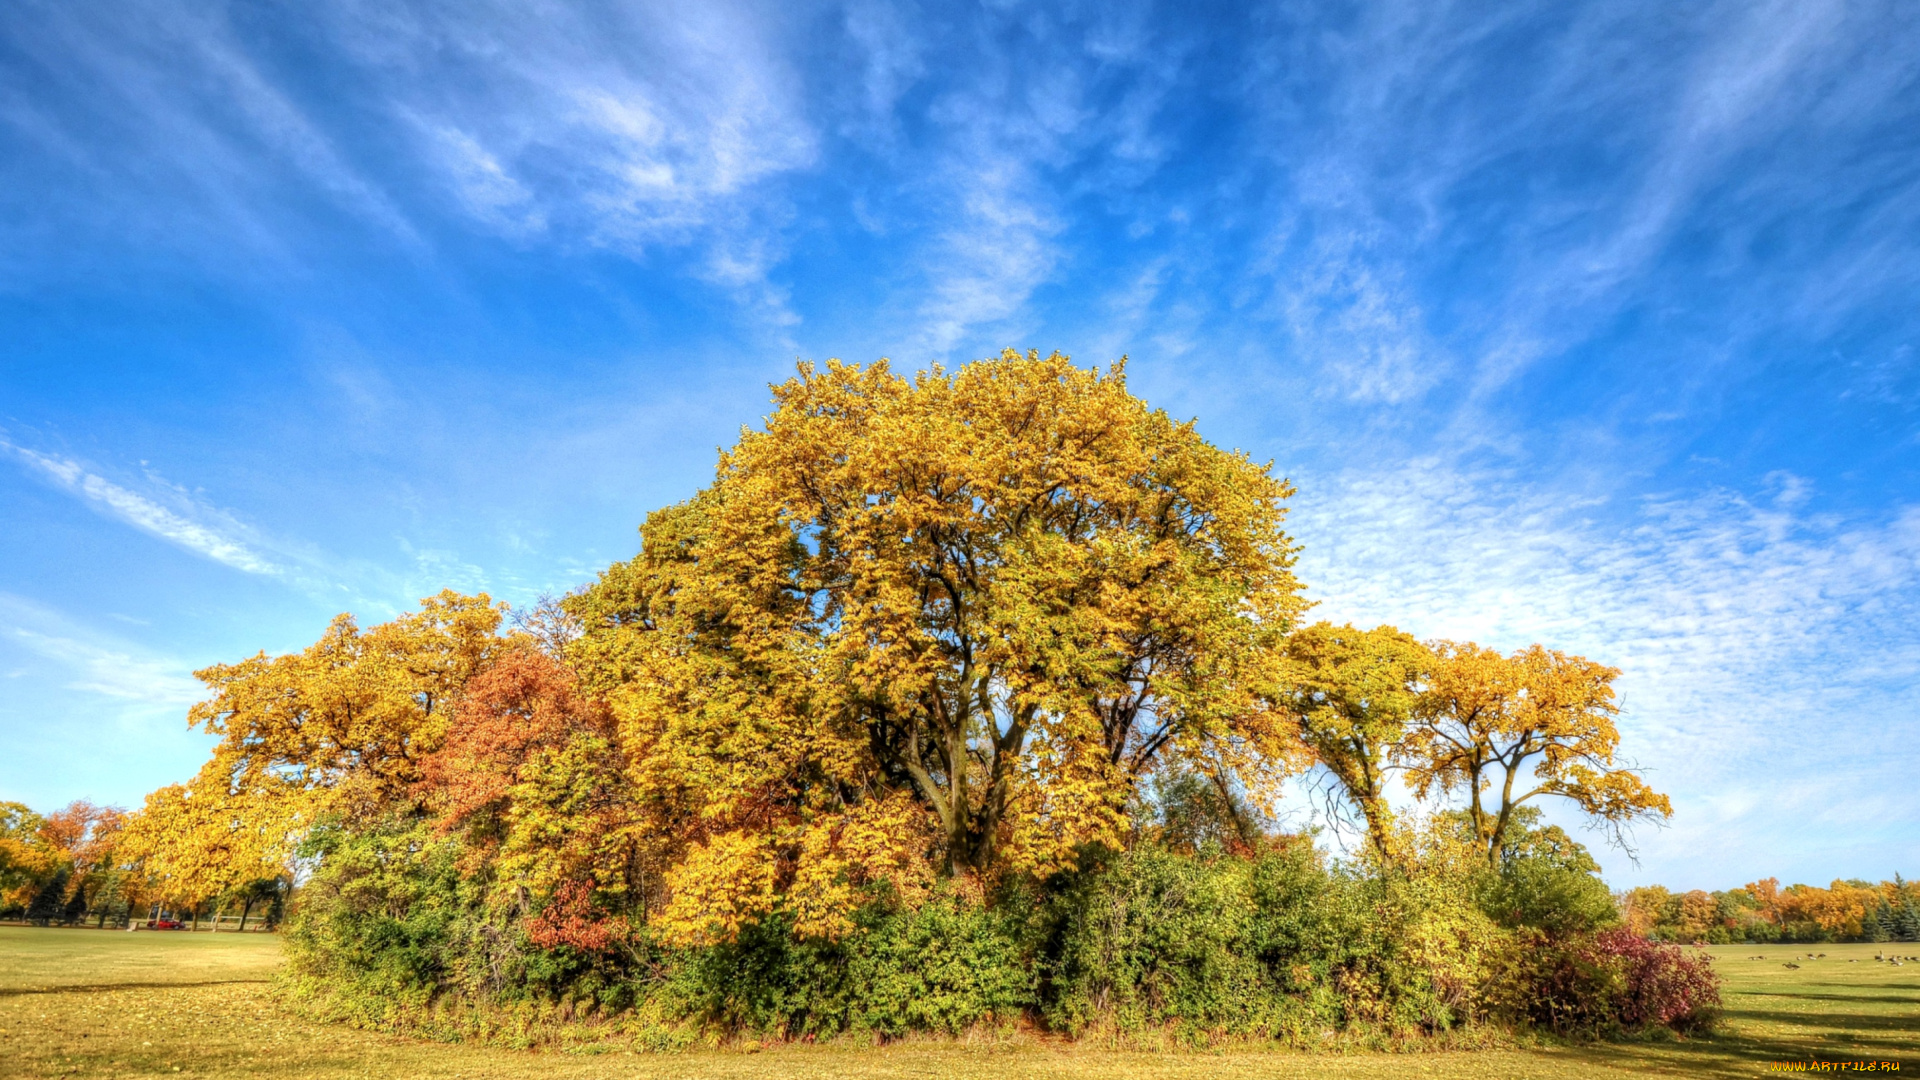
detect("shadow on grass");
top-left (0, 979), bottom-right (272, 997)
top-left (1568, 1030), bottom-right (1916, 1080)
top-left (1729, 1008), bottom-right (1920, 1034)
top-left (1745, 980), bottom-right (1920, 991)
top-left (1747, 992), bottom-right (1920, 1005)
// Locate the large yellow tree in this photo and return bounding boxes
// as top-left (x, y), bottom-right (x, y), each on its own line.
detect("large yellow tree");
top-left (0, 802), bottom-right (60, 913)
top-left (1399, 642), bottom-right (1671, 864)
top-left (1280, 622), bottom-right (1431, 861)
top-left (114, 590), bottom-right (508, 915)
top-left (569, 350), bottom-right (1309, 942)
top-left (185, 589), bottom-right (506, 828)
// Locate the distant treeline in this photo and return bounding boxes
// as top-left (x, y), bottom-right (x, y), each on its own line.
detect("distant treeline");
top-left (0, 800), bottom-right (286, 930)
top-left (1621, 877), bottom-right (1920, 944)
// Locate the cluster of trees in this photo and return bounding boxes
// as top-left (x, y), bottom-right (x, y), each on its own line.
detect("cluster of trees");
top-left (0, 798), bottom-right (287, 930)
top-left (1622, 877), bottom-right (1920, 944)
top-left (1, 800), bottom-right (127, 925)
top-left (104, 353), bottom-right (1698, 1040)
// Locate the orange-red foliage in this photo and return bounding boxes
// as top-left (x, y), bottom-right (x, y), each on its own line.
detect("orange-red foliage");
top-left (38, 801), bottom-right (96, 855)
top-left (524, 880), bottom-right (630, 953)
top-left (38, 800), bottom-right (127, 896)
top-left (422, 645), bottom-right (613, 837)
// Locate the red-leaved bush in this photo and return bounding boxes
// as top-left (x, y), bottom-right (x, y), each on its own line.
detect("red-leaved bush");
top-left (1599, 929), bottom-right (1721, 1031)
top-left (1525, 928), bottom-right (1721, 1036)
top-left (525, 881), bottom-right (630, 953)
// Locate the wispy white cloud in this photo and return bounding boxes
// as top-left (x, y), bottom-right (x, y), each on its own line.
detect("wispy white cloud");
top-left (1, 0), bottom-right (819, 324)
top-left (395, 538), bottom-right (491, 600)
top-left (0, 1), bottom-right (416, 254)
top-left (1562, 0), bottom-right (1849, 314)
top-left (0, 594), bottom-right (203, 708)
top-left (1080, 255), bottom-right (1205, 366)
top-left (0, 434), bottom-right (477, 615)
top-left (1232, 0), bottom-right (1919, 415)
top-left (324, 0), bottom-right (819, 324)
top-left (1281, 242), bottom-right (1445, 405)
top-left (911, 158), bottom-right (1062, 358)
top-left (3, 438), bottom-right (279, 575)
top-left (1290, 458), bottom-right (1920, 881)
top-left (416, 120), bottom-right (543, 236)
top-left (0, 593), bottom-right (219, 807)
top-left (838, 0), bottom-right (926, 142)
top-left (898, 7), bottom-right (1193, 360)
top-left (1296, 461), bottom-right (1920, 739)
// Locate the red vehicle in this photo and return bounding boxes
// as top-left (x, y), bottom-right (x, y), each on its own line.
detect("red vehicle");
top-left (146, 919), bottom-right (185, 930)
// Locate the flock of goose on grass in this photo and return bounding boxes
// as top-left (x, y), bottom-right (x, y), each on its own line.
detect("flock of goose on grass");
top-left (1745, 951), bottom-right (1917, 968)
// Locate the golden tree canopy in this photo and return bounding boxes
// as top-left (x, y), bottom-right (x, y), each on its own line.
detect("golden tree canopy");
top-left (109, 590), bottom-right (510, 897)
top-left (568, 350), bottom-right (1309, 941)
top-left (186, 589), bottom-right (506, 822)
top-left (0, 802), bottom-right (61, 911)
top-left (117, 782), bottom-right (289, 911)
top-left (1400, 641), bottom-right (1672, 863)
top-left (1280, 621), bottom-right (1432, 861)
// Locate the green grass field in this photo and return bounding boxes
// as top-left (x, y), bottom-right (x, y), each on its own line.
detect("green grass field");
top-left (1, 926), bottom-right (1913, 1079)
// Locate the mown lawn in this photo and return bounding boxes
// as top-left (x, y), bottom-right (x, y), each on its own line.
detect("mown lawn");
top-left (1, 927), bottom-right (1912, 1079)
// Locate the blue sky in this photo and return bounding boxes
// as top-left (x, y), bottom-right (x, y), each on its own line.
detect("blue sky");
top-left (2, 0), bottom-right (1916, 890)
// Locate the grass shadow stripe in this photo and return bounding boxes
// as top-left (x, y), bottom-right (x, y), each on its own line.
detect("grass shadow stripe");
top-left (0, 979), bottom-right (273, 997)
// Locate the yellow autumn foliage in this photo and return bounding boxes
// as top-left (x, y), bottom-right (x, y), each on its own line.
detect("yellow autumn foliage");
top-left (1402, 642), bottom-right (1671, 864)
top-left (108, 349), bottom-right (1682, 959)
top-left (1281, 622), bottom-right (1432, 861)
top-left (569, 349), bottom-right (1311, 940)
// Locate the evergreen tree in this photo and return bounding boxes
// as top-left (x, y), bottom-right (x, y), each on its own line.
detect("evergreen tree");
top-left (1862, 902), bottom-right (1892, 943)
top-left (1893, 876), bottom-right (1920, 943)
top-left (1894, 901), bottom-right (1920, 943)
top-left (24, 868), bottom-right (70, 926)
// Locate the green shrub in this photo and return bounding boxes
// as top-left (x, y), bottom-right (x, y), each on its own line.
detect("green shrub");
top-left (283, 831), bottom-right (1530, 1045)
top-left (845, 888), bottom-right (1035, 1034)
top-left (1042, 845), bottom-right (1291, 1036)
top-left (1470, 808), bottom-right (1618, 937)
top-left (665, 888), bottom-right (1033, 1037)
top-left (282, 821), bottom-right (468, 1024)
top-left (1039, 843), bottom-right (1494, 1039)
top-left (1480, 858), bottom-right (1618, 935)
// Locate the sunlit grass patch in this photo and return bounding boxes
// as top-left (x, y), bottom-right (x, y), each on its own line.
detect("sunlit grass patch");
top-left (2, 927), bottom-right (1914, 1079)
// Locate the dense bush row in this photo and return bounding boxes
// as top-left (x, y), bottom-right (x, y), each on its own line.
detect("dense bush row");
top-left (282, 818), bottom-right (1716, 1048)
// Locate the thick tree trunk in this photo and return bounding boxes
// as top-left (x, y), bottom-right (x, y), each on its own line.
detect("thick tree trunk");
top-left (237, 896), bottom-right (255, 932)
